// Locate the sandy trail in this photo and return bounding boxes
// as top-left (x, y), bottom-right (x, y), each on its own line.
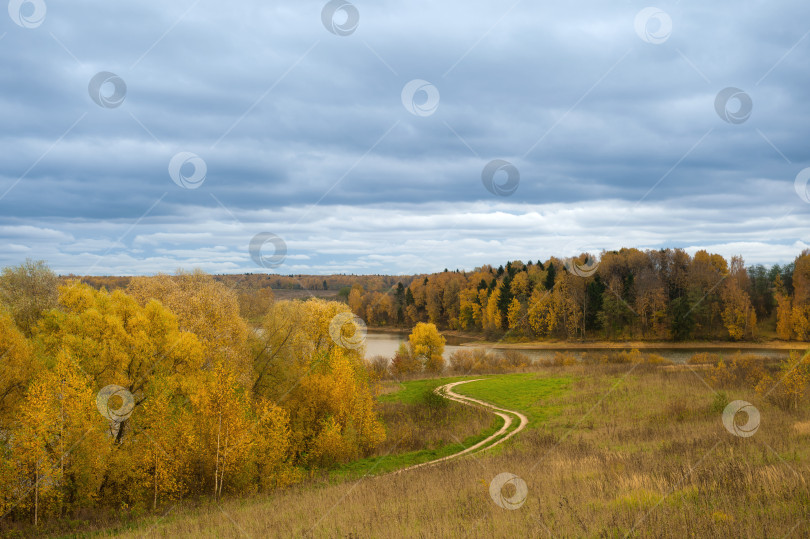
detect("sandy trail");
top-left (394, 379), bottom-right (528, 474)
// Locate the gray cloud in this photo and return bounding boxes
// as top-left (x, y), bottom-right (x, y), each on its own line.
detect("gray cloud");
top-left (1, 0), bottom-right (809, 274)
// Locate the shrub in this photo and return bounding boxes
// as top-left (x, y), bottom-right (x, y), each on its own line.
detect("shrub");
top-left (710, 391), bottom-right (729, 414)
top-left (500, 350), bottom-right (530, 369)
top-left (390, 344), bottom-right (421, 377)
top-left (688, 352), bottom-right (721, 365)
top-left (422, 387), bottom-right (448, 410)
top-left (424, 353), bottom-right (445, 374)
top-left (367, 355), bottom-right (391, 380)
top-left (755, 351), bottom-right (810, 410)
top-left (710, 353), bottom-right (767, 388)
top-left (447, 349), bottom-right (476, 374)
top-left (545, 352), bottom-right (578, 366)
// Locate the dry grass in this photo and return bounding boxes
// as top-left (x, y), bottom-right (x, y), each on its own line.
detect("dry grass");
top-left (98, 362), bottom-right (810, 538)
top-left (371, 396), bottom-right (493, 454)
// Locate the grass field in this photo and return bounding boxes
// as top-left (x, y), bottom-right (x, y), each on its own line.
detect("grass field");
top-left (452, 373), bottom-right (573, 428)
top-left (377, 376), bottom-right (474, 404)
top-left (39, 364), bottom-right (810, 537)
top-left (328, 375), bottom-right (521, 480)
top-left (328, 419), bottom-right (503, 480)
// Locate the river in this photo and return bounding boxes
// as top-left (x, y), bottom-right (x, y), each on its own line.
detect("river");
top-left (364, 330), bottom-right (800, 364)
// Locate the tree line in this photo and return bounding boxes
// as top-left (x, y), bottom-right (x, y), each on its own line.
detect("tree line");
top-left (348, 248), bottom-right (810, 341)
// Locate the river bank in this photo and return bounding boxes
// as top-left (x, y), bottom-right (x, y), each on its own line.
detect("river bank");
top-left (457, 339), bottom-right (808, 351)
top-left (368, 328), bottom-right (808, 350)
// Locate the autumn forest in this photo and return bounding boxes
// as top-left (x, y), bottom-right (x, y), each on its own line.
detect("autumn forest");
top-left (1, 247), bottom-right (810, 533)
top-left (289, 247), bottom-right (807, 342)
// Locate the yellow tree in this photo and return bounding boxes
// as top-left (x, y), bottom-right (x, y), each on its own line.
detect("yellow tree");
top-left (121, 377), bottom-right (195, 510)
top-left (348, 285), bottom-right (365, 321)
top-left (793, 250), bottom-right (810, 304)
top-left (787, 251), bottom-right (810, 340)
top-left (12, 352), bottom-right (107, 524)
top-left (483, 287), bottom-right (502, 331)
top-left (774, 274), bottom-right (793, 339)
top-left (791, 305), bottom-right (810, 341)
top-left (408, 322), bottom-right (446, 373)
top-left (190, 360), bottom-right (253, 499)
top-left (287, 347), bottom-right (385, 466)
top-left (780, 354), bottom-right (810, 410)
top-left (0, 259), bottom-right (58, 336)
top-left (0, 308), bottom-right (40, 427)
top-left (37, 282), bottom-right (204, 445)
top-left (720, 280), bottom-right (757, 341)
top-left (457, 288), bottom-right (480, 330)
top-left (252, 300), bottom-right (311, 400)
top-left (528, 289), bottom-right (556, 337)
top-left (474, 289), bottom-right (488, 328)
top-left (252, 400), bottom-right (294, 491)
top-left (127, 271), bottom-right (251, 380)
top-left (756, 352), bottom-right (810, 410)
top-left (553, 273), bottom-right (583, 338)
top-left (507, 297), bottom-right (523, 331)
top-left (237, 287), bottom-right (274, 321)
top-left (511, 272), bottom-right (530, 299)
top-left (390, 343), bottom-right (421, 377)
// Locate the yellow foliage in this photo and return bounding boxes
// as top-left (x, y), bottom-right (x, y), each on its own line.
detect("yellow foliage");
top-left (507, 297), bottom-right (523, 330)
top-left (0, 274), bottom-right (386, 521)
top-left (0, 308), bottom-right (39, 425)
top-left (308, 416), bottom-right (355, 468)
top-left (127, 271), bottom-right (251, 379)
top-left (122, 379), bottom-right (195, 509)
top-left (720, 281), bottom-right (756, 341)
top-left (253, 401), bottom-right (295, 491)
top-left (528, 289), bottom-right (555, 336)
top-left (775, 292), bottom-right (793, 340)
top-left (190, 359), bottom-right (254, 498)
top-left (4, 352), bottom-right (108, 522)
top-left (408, 322), bottom-right (445, 373)
top-left (757, 352), bottom-right (810, 410)
top-left (390, 344), bottom-right (421, 377)
top-left (484, 287), bottom-right (502, 331)
top-left (289, 347), bottom-right (385, 466)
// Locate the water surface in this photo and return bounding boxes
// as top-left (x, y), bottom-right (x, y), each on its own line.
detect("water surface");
top-left (364, 330), bottom-right (798, 364)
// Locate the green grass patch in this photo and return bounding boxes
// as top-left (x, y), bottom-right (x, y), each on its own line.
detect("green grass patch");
top-left (378, 376), bottom-right (478, 404)
top-left (452, 372), bottom-right (572, 428)
top-left (329, 413), bottom-right (505, 480)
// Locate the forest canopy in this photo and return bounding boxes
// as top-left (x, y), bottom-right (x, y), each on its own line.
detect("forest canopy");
top-left (344, 248), bottom-right (810, 342)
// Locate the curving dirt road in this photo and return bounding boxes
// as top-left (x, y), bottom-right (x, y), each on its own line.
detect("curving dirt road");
top-left (394, 379), bottom-right (528, 474)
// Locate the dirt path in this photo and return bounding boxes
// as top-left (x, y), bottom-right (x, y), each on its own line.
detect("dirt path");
top-left (394, 379), bottom-right (528, 474)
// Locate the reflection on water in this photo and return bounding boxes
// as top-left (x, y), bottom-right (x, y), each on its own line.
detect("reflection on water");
top-left (363, 331), bottom-right (798, 364)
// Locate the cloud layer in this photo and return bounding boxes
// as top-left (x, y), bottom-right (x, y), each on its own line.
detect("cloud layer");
top-left (1, 0), bottom-right (809, 275)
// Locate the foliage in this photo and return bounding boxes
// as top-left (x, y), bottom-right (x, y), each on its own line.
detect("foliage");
top-left (0, 259), bottom-right (58, 336)
top-left (343, 248), bottom-right (805, 342)
top-left (408, 322), bottom-right (446, 373)
top-left (0, 266), bottom-right (387, 527)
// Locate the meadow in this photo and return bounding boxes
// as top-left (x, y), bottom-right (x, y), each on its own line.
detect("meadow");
top-left (76, 358), bottom-right (810, 538)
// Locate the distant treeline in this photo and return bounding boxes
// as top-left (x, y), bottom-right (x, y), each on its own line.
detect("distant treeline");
top-left (346, 248), bottom-right (810, 342)
top-left (67, 273), bottom-right (414, 322)
top-left (70, 273), bottom-right (409, 294)
top-left (63, 247), bottom-right (810, 342)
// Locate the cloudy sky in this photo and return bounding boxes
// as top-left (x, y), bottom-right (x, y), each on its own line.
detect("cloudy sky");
top-left (1, 0), bottom-right (809, 276)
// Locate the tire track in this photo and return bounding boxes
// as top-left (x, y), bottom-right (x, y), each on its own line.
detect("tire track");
top-left (394, 379), bottom-right (528, 474)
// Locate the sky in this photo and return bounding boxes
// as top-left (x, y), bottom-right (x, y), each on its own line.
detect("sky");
top-left (1, 0), bottom-right (809, 276)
